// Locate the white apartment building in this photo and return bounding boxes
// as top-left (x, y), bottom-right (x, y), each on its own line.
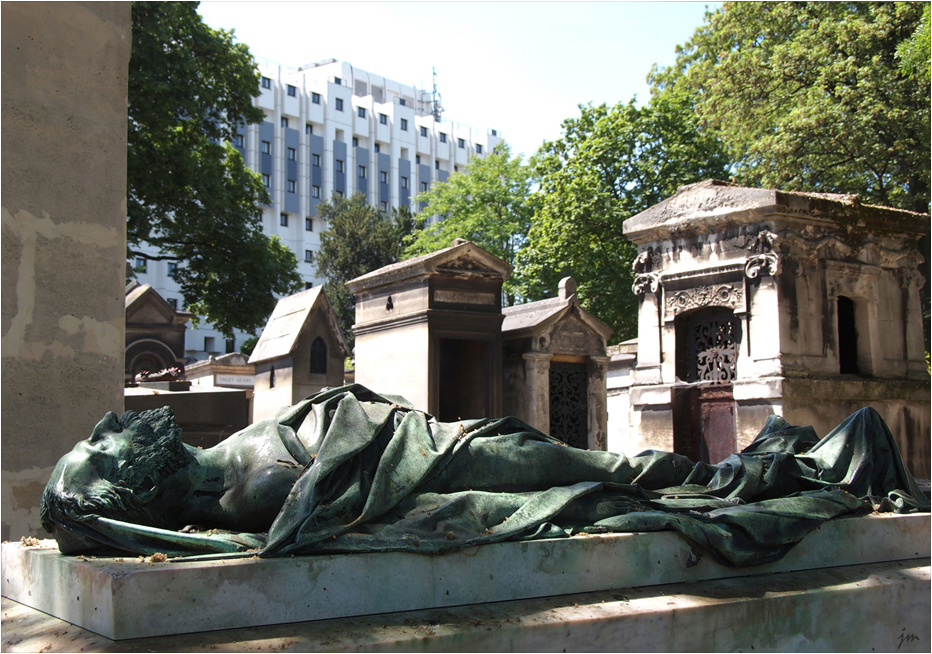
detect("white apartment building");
top-left (134, 59), bottom-right (503, 359)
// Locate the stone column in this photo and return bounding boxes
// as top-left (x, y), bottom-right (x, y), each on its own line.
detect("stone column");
top-left (1, 3), bottom-right (131, 540)
top-left (522, 352), bottom-right (552, 434)
top-left (633, 292), bottom-right (662, 384)
top-left (587, 355), bottom-right (610, 451)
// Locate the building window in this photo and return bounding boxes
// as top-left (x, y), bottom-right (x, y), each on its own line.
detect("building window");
top-left (374, 143), bottom-right (380, 153)
top-left (311, 92), bottom-right (321, 104)
top-left (435, 160), bottom-right (440, 170)
top-left (400, 176), bottom-right (409, 189)
top-left (305, 217), bottom-right (313, 231)
top-left (287, 84), bottom-right (297, 97)
top-left (287, 179), bottom-right (296, 193)
top-left (334, 76), bottom-right (342, 85)
top-left (358, 165), bottom-right (367, 178)
top-left (400, 118), bottom-right (408, 131)
top-left (312, 185), bottom-right (321, 198)
top-left (310, 337), bottom-right (328, 374)
top-left (305, 249), bottom-right (314, 263)
top-left (312, 153), bottom-right (320, 167)
top-left (336, 159), bottom-right (344, 173)
top-left (458, 138), bottom-right (465, 148)
top-left (352, 137), bottom-right (358, 147)
top-left (305, 282), bottom-right (314, 290)
top-left (491, 129), bottom-right (498, 136)
top-left (225, 338), bottom-right (235, 354)
top-left (335, 98), bottom-right (344, 111)
top-left (306, 124), bottom-right (313, 135)
top-left (380, 201), bottom-right (388, 211)
top-left (357, 106), bottom-right (366, 118)
top-left (420, 126), bottom-right (428, 137)
top-left (399, 98), bottom-right (407, 107)
top-left (287, 147), bottom-right (296, 161)
top-left (204, 336), bottom-right (215, 353)
top-left (167, 262), bottom-right (178, 278)
top-left (280, 212), bottom-right (289, 226)
top-left (439, 133), bottom-right (447, 143)
top-left (262, 173), bottom-right (270, 187)
top-left (261, 140), bottom-right (271, 154)
top-left (261, 76), bottom-right (271, 89)
top-left (379, 171), bottom-right (388, 184)
top-left (167, 298), bottom-right (178, 310)
top-left (416, 154), bottom-right (421, 164)
top-left (234, 134), bottom-right (245, 148)
top-left (476, 144), bottom-right (483, 154)
top-left (281, 117), bottom-right (289, 128)
top-left (379, 113), bottom-right (388, 125)
top-left (335, 189), bottom-right (343, 197)
top-left (421, 181), bottom-right (429, 192)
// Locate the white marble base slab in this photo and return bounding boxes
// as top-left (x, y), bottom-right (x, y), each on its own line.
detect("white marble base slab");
top-left (3, 560), bottom-right (929, 652)
top-left (2, 513), bottom-right (928, 640)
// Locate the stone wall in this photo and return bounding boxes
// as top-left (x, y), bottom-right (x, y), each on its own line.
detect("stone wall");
top-left (1, 2), bottom-right (131, 539)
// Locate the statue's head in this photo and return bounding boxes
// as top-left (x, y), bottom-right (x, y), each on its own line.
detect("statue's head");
top-left (40, 406), bottom-right (195, 552)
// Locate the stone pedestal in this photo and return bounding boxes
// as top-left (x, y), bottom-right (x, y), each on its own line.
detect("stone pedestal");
top-left (2, 514), bottom-right (927, 641)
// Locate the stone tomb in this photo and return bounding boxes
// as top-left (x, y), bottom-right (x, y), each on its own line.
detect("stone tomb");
top-left (249, 287), bottom-right (350, 422)
top-left (623, 180), bottom-right (930, 475)
top-left (349, 239), bottom-right (511, 420)
top-left (2, 513), bottom-right (928, 649)
top-left (502, 277), bottom-right (612, 449)
top-left (124, 281), bottom-right (191, 384)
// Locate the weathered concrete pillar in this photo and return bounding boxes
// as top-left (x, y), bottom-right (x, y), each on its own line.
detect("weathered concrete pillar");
top-left (1, 2), bottom-right (131, 539)
top-left (522, 352), bottom-right (552, 434)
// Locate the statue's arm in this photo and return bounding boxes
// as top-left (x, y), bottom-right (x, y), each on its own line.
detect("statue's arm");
top-left (91, 517), bottom-right (264, 557)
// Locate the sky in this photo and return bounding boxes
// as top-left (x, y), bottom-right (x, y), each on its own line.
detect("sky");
top-left (197, 1), bottom-right (720, 160)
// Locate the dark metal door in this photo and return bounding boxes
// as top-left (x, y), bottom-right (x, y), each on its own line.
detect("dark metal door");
top-left (673, 309), bottom-right (739, 463)
top-left (549, 361), bottom-right (588, 449)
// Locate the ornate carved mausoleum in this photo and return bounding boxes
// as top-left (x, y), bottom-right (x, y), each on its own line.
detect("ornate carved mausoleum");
top-left (622, 180), bottom-right (930, 476)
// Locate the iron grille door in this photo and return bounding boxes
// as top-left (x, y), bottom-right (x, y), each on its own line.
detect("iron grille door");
top-left (549, 362), bottom-right (588, 449)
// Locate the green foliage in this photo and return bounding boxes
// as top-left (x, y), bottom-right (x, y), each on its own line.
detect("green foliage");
top-left (128, 1), bottom-right (301, 337)
top-left (653, 2), bottom-right (930, 213)
top-left (315, 195), bottom-right (416, 344)
top-left (403, 142), bottom-right (535, 304)
top-left (240, 335), bottom-right (259, 357)
top-left (518, 95), bottom-right (730, 342)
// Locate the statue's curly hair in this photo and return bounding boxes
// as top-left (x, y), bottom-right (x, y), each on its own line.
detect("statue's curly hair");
top-left (40, 406), bottom-right (194, 534)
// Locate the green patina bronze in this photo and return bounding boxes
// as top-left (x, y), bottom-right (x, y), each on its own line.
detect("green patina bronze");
top-left (41, 384), bottom-right (928, 565)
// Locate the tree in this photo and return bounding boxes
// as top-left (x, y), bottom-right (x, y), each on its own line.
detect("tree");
top-left (518, 93), bottom-right (730, 342)
top-left (403, 142), bottom-right (535, 304)
top-left (128, 2), bottom-right (301, 337)
top-left (653, 2), bottom-right (930, 213)
top-left (315, 195), bottom-right (415, 344)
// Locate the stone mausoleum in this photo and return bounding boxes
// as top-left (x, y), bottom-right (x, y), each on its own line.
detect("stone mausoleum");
top-left (349, 239), bottom-right (511, 421)
top-left (124, 280), bottom-right (190, 383)
top-left (502, 277), bottom-right (612, 450)
top-left (249, 287), bottom-right (350, 421)
top-left (622, 180), bottom-right (930, 476)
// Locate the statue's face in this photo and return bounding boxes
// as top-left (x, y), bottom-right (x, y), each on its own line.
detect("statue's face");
top-left (47, 412), bottom-right (139, 497)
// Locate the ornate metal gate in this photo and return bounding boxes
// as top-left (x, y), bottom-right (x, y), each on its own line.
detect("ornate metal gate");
top-left (549, 361), bottom-right (588, 449)
top-left (684, 316), bottom-right (739, 384)
top-left (673, 308), bottom-right (740, 463)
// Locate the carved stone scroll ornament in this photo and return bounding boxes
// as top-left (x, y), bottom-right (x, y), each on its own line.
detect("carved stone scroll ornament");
top-left (745, 252), bottom-right (779, 279)
top-left (744, 229), bottom-right (780, 279)
top-left (632, 272), bottom-right (661, 295)
top-left (665, 284), bottom-right (743, 317)
top-left (631, 248), bottom-right (662, 295)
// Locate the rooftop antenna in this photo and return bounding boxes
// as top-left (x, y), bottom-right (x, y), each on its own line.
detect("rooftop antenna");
top-left (431, 67), bottom-right (444, 122)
